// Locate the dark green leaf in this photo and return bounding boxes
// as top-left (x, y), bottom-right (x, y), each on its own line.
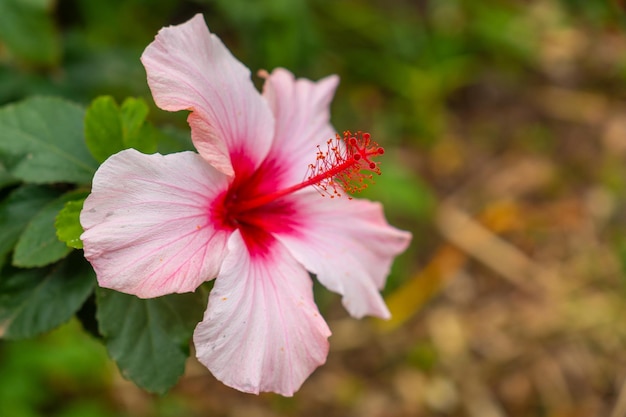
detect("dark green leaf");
top-left (96, 288), bottom-right (206, 394)
top-left (0, 253), bottom-right (96, 339)
top-left (14, 191), bottom-right (89, 267)
top-left (0, 153), bottom-right (18, 190)
top-left (0, 97), bottom-right (98, 184)
top-left (0, 185), bottom-right (62, 262)
top-left (76, 294), bottom-right (100, 339)
top-left (55, 197), bottom-right (87, 250)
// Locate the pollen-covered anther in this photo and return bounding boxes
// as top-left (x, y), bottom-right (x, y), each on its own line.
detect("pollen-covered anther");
top-left (305, 130), bottom-right (384, 197)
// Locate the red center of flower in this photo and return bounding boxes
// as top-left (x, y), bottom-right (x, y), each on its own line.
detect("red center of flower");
top-left (212, 131), bottom-right (383, 254)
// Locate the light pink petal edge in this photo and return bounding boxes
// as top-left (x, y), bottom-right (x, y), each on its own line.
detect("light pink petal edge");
top-left (194, 230), bottom-right (331, 396)
top-left (260, 68), bottom-right (339, 188)
top-left (141, 14), bottom-right (275, 176)
top-left (276, 190), bottom-right (412, 319)
top-left (80, 149), bottom-right (230, 298)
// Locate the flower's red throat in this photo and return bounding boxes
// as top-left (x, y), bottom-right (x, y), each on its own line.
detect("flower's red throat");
top-left (212, 131), bottom-right (384, 252)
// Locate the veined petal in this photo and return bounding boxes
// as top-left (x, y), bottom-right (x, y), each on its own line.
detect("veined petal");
top-left (194, 230), bottom-right (331, 396)
top-left (141, 14), bottom-right (274, 177)
top-left (80, 149), bottom-right (230, 298)
top-left (276, 191), bottom-right (412, 319)
top-left (260, 68), bottom-right (339, 189)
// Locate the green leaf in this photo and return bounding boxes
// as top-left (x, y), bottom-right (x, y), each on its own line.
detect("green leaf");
top-left (0, 253), bottom-right (96, 339)
top-left (84, 96), bottom-right (124, 163)
top-left (96, 288), bottom-right (206, 394)
top-left (0, 0), bottom-right (60, 66)
top-left (85, 96), bottom-right (157, 163)
top-left (0, 185), bottom-right (62, 262)
top-left (137, 123), bottom-right (167, 154)
top-left (55, 197), bottom-right (87, 250)
top-left (125, 120), bottom-right (159, 155)
top-left (13, 191), bottom-right (89, 267)
top-left (120, 97), bottom-right (149, 142)
top-left (156, 125), bottom-right (194, 154)
top-left (0, 153), bottom-right (18, 190)
top-left (0, 97), bottom-right (98, 184)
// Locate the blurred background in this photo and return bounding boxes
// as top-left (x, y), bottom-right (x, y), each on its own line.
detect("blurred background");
top-left (2, 0), bottom-right (626, 416)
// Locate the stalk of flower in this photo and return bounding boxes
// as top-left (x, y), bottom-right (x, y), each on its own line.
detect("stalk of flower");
top-left (80, 14), bottom-right (411, 396)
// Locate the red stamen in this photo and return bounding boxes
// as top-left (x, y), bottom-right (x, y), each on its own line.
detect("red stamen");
top-left (232, 131), bottom-right (383, 212)
top-left (305, 131), bottom-right (384, 198)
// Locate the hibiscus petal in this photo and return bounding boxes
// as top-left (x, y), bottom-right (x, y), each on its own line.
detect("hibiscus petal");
top-left (260, 68), bottom-right (339, 188)
top-left (276, 191), bottom-right (412, 319)
top-left (141, 14), bottom-right (274, 177)
top-left (194, 230), bottom-right (331, 396)
top-left (80, 149), bottom-right (230, 298)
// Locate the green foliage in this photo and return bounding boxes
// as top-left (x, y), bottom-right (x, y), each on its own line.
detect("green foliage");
top-left (0, 97), bottom-right (98, 184)
top-left (14, 191), bottom-right (88, 267)
top-left (0, 320), bottom-right (113, 417)
top-left (0, 0), bottom-right (60, 66)
top-left (0, 64), bottom-right (208, 398)
top-left (0, 84), bottom-right (203, 398)
top-left (84, 96), bottom-right (158, 163)
top-left (0, 185), bottom-right (62, 262)
top-left (56, 198), bottom-right (87, 250)
top-left (96, 289), bottom-right (206, 394)
top-left (0, 0), bottom-right (625, 413)
top-left (208, 0), bottom-right (317, 70)
top-left (0, 253), bottom-right (96, 339)
top-left (0, 156), bottom-right (17, 190)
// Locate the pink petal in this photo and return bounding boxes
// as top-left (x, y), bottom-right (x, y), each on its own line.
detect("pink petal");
top-left (276, 191), bottom-right (412, 319)
top-left (194, 230), bottom-right (331, 396)
top-left (80, 149), bottom-right (230, 298)
top-left (260, 68), bottom-right (339, 188)
top-left (141, 14), bottom-right (274, 177)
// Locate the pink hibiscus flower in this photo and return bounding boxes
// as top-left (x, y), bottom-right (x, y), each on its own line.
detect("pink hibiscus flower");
top-left (80, 14), bottom-right (411, 396)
